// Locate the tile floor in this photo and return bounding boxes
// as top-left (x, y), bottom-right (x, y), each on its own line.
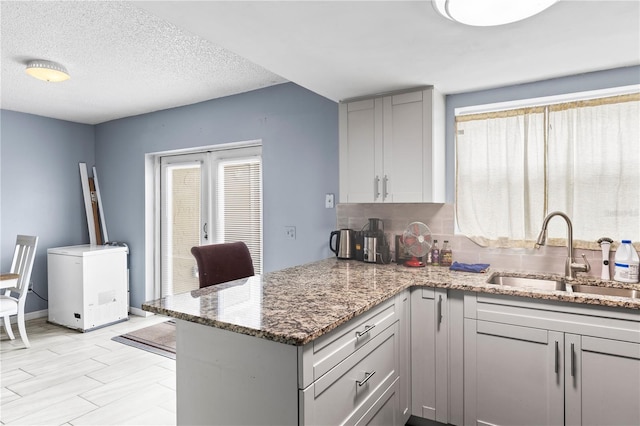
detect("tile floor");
top-left (1, 315), bottom-right (176, 425)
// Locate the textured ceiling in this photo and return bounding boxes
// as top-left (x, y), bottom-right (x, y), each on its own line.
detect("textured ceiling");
top-left (0, 1), bottom-right (286, 124)
top-left (1, 1), bottom-right (639, 125)
top-left (139, 0), bottom-right (640, 100)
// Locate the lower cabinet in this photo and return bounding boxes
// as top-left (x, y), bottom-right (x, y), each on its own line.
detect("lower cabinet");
top-left (300, 323), bottom-right (399, 425)
top-left (175, 285), bottom-right (638, 426)
top-left (411, 288), bottom-right (448, 422)
top-left (566, 335), bottom-right (640, 426)
top-left (397, 289), bottom-right (412, 424)
top-left (464, 294), bottom-right (640, 426)
top-left (176, 296), bottom-right (403, 426)
top-left (464, 319), bottom-right (564, 425)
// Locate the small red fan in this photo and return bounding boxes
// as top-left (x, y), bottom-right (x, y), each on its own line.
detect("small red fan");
top-left (402, 222), bottom-right (433, 267)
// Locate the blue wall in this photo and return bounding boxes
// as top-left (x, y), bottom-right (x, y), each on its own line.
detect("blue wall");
top-left (95, 83), bottom-right (339, 309)
top-left (0, 110), bottom-right (95, 313)
top-left (445, 65), bottom-right (640, 202)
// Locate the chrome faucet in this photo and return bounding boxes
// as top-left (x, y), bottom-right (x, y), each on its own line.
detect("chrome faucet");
top-left (535, 211), bottom-right (590, 280)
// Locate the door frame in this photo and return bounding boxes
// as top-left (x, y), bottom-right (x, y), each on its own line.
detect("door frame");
top-left (143, 140), bottom-right (261, 310)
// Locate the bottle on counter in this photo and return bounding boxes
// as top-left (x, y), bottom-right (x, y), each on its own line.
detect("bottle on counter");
top-left (441, 240), bottom-right (452, 267)
top-left (614, 240), bottom-right (639, 283)
top-left (431, 240), bottom-right (440, 266)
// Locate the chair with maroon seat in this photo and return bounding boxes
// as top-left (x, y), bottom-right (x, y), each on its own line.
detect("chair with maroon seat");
top-left (190, 241), bottom-right (255, 288)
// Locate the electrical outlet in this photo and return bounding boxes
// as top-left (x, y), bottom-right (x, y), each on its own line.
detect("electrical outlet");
top-left (285, 226), bottom-right (296, 240)
top-left (325, 193), bottom-right (335, 208)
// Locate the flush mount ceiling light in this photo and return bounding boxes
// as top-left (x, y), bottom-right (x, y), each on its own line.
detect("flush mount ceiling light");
top-left (25, 59), bottom-right (70, 82)
top-left (433, 0), bottom-right (558, 27)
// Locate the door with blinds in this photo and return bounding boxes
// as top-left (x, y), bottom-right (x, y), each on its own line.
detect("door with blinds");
top-left (160, 145), bottom-right (262, 297)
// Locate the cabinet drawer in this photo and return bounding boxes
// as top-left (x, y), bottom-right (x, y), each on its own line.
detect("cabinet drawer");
top-left (301, 322), bottom-right (398, 426)
top-left (306, 298), bottom-right (397, 385)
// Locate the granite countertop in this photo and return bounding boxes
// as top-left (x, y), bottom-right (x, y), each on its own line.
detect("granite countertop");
top-left (142, 258), bottom-right (640, 346)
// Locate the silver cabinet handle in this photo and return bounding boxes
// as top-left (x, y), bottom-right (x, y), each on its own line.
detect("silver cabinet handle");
top-left (570, 343), bottom-right (576, 377)
top-left (356, 324), bottom-right (376, 338)
top-left (356, 371), bottom-right (376, 387)
top-left (382, 175), bottom-right (389, 200)
top-left (554, 341), bottom-right (559, 374)
top-left (203, 223), bottom-right (208, 240)
top-left (374, 176), bottom-right (380, 200)
top-left (437, 295), bottom-right (443, 327)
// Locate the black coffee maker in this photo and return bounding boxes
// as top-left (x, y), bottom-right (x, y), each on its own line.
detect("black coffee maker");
top-left (361, 218), bottom-right (387, 263)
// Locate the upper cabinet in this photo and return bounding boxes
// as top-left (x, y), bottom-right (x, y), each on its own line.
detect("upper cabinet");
top-left (338, 88), bottom-right (445, 203)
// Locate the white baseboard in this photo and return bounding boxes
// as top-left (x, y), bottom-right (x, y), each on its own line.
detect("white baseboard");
top-left (128, 306), bottom-right (153, 317)
top-left (10, 309), bottom-right (48, 324)
top-left (21, 307), bottom-right (152, 323)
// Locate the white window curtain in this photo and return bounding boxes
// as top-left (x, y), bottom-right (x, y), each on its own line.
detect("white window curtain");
top-left (456, 92), bottom-right (640, 248)
top-left (456, 108), bottom-right (546, 246)
top-left (546, 95), bottom-right (640, 245)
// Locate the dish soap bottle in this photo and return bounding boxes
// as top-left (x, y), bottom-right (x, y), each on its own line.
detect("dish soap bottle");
top-left (431, 240), bottom-right (440, 267)
top-left (614, 240), bottom-right (639, 283)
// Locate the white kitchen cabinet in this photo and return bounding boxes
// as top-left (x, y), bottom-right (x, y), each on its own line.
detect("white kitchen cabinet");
top-left (176, 296), bottom-right (403, 426)
top-left (565, 335), bottom-right (640, 426)
top-left (397, 289), bottom-right (411, 424)
top-left (301, 323), bottom-right (399, 425)
top-left (338, 88), bottom-right (445, 203)
top-left (410, 287), bottom-right (449, 423)
top-left (47, 244), bottom-right (128, 331)
top-left (464, 319), bottom-right (564, 425)
top-left (464, 293), bottom-right (640, 426)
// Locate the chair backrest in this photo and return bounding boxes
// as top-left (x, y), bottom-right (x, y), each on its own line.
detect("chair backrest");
top-left (191, 241), bottom-right (255, 288)
top-left (10, 235), bottom-right (39, 297)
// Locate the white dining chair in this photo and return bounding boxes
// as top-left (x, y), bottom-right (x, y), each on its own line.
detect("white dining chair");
top-left (1, 235), bottom-right (38, 348)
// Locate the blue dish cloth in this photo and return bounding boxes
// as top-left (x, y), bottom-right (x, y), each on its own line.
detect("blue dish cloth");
top-left (449, 261), bottom-right (490, 273)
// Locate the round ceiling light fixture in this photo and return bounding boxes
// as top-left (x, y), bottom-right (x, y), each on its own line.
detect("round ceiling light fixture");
top-left (25, 59), bottom-right (70, 82)
top-left (433, 0), bottom-right (558, 27)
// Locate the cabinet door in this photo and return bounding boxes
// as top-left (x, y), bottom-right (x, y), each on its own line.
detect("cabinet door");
top-left (382, 91), bottom-right (424, 203)
top-left (565, 335), bottom-right (640, 426)
top-left (339, 98), bottom-right (383, 203)
top-left (397, 290), bottom-right (411, 423)
top-left (464, 319), bottom-right (564, 426)
top-left (411, 288), bottom-right (448, 423)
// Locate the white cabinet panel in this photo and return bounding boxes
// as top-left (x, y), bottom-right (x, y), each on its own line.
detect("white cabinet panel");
top-left (411, 287), bottom-right (449, 423)
top-left (339, 88), bottom-right (445, 203)
top-left (301, 323), bottom-right (398, 426)
top-left (465, 319), bottom-right (564, 426)
top-left (464, 293), bottom-right (640, 426)
top-left (396, 290), bottom-right (411, 424)
top-left (566, 336), bottom-right (640, 426)
top-left (339, 99), bottom-right (383, 203)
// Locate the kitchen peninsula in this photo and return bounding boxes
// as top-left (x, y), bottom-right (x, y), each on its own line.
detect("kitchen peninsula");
top-left (142, 258), bottom-right (640, 426)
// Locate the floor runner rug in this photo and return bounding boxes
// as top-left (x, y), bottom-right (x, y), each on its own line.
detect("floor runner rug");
top-left (112, 320), bottom-right (176, 359)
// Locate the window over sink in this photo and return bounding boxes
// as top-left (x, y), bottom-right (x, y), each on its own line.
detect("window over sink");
top-left (455, 86), bottom-right (640, 249)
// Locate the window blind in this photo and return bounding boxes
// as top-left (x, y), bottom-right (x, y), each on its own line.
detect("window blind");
top-left (218, 158), bottom-right (263, 274)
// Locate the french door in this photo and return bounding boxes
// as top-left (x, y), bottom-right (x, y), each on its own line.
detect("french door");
top-left (160, 153), bottom-right (209, 297)
top-left (160, 145), bottom-right (262, 297)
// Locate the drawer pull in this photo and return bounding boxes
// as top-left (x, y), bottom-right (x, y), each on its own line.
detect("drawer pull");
top-left (356, 324), bottom-right (376, 338)
top-left (356, 371), bottom-right (376, 387)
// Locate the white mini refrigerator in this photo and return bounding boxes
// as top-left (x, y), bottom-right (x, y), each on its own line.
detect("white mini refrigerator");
top-left (48, 244), bottom-right (129, 331)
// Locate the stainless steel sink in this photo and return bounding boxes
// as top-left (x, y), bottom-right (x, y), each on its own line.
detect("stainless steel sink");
top-left (568, 284), bottom-right (639, 298)
top-left (487, 273), bottom-right (566, 291)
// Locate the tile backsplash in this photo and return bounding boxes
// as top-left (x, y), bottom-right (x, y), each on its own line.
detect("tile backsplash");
top-left (336, 203), bottom-right (611, 279)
